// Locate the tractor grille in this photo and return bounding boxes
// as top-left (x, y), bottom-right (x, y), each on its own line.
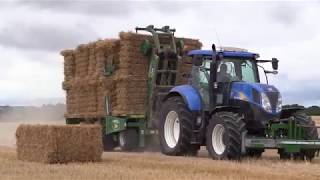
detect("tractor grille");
top-left (252, 88), bottom-right (261, 104)
top-left (266, 92), bottom-right (279, 110)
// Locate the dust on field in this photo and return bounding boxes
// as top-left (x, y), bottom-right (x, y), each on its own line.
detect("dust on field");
top-left (1, 117), bottom-right (320, 179)
top-left (312, 116), bottom-right (320, 126)
top-left (0, 147), bottom-right (320, 180)
top-left (0, 121), bottom-right (63, 147)
top-left (2, 117), bottom-right (319, 148)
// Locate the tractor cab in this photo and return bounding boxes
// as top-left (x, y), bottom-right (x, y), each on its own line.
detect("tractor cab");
top-left (187, 49), bottom-right (261, 108)
top-left (186, 47), bottom-right (282, 129)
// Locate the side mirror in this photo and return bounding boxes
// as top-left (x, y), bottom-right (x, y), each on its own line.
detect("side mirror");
top-left (192, 56), bottom-right (203, 66)
top-left (272, 58), bottom-right (279, 70)
top-left (265, 70), bottom-right (278, 75)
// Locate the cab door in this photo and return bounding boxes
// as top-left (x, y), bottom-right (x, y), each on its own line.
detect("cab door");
top-left (190, 58), bottom-right (211, 110)
top-left (214, 60), bottom-right (238, 106)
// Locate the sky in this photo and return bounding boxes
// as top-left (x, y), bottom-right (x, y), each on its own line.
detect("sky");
top-left (0, 0), bottom-right (320, 106)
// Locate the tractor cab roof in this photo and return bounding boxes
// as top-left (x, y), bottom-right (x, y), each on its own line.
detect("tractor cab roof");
top-left (187, 49), bottom-right (259, 59)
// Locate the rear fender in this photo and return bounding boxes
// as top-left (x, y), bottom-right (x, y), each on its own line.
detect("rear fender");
top-left (164, 85), bottom-right (202, 111)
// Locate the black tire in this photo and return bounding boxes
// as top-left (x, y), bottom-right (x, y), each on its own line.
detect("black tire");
top-left (119, 129), bottom-right (139, 151)
top-left (185, 145), bottom-right (200, 157)
top-left (206, 112), bottom-right (246, 160)
top-left (295, 112), bottom-right (318, 161)
top-left (278, 149), bottom-right (291, 160)
top-left (280, 112), bottom-right (318, 161)
top-left (103, 134), bottom-right (117, 151)
top-left (245, 149), bottom-right (264, 158)
top-left (159, 96), bottom-right (197, 156)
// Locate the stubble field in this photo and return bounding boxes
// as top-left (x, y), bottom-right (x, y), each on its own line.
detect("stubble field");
top-left (0, 117), bottom-right (320, 180)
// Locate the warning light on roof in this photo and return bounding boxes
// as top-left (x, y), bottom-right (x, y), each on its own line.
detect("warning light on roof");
top-left (219, 46), bottom-right (248, 52)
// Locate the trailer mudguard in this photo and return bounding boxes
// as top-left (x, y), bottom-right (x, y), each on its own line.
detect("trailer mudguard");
top-left (165, 85), bottom-right (202, 111)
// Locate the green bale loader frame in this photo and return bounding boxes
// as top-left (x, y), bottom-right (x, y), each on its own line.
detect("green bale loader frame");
top-left (67, 25), bottom-right (181, 150)
top-left (103, 115), bottom-right (157, 148)
top-left (243, 117), bottom-right (320, 154)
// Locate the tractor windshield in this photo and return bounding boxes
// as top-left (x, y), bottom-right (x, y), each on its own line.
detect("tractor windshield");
top-left (217, 58), bottom-right (259, 83)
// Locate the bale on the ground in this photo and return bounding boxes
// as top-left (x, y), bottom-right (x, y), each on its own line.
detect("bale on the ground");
top-left (16, 124), bottom-right (103, 163)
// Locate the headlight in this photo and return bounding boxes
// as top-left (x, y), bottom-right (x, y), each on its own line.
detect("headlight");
top-left (276, 94), bottom-right (282, 113)
top-left (261, 93), bottom-right (272, 113)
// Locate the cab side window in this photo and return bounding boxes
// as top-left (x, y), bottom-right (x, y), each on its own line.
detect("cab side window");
top-left (241, 60), bottom-right (257, 83)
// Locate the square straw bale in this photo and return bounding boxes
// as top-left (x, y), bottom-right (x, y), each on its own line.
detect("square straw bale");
top-left (16, 124), bottom-right (103, 163)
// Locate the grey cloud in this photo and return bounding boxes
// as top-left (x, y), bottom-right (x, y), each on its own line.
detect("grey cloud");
top-left (149, 1), bottom-right (190, 14)
top-left (269, 3), bottom-right (302, 26)
top-left (0, 22), bottom-right (96, 51)
top-left (17, 1), bottom-right (191, 16)
top-left (18, 1), bottom-right (142, 16)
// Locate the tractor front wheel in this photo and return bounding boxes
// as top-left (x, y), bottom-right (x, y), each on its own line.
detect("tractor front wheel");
top-left (206, 112), bottom-right (246, 160)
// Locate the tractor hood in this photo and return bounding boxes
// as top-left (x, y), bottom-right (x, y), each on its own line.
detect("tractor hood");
top-left (230, 82), bottom-right (281, 114)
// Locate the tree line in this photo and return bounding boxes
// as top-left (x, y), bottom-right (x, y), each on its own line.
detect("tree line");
top-left (283, 104), bottom-right (320, 116)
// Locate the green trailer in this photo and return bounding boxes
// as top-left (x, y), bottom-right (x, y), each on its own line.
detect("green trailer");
top-left (67, 25), bottom-right (184, 151)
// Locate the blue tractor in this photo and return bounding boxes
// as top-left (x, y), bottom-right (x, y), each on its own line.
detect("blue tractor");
top-left (159, 44), bottom-right (320, 160)
top-left (93, 25), bottom-right (320, 160)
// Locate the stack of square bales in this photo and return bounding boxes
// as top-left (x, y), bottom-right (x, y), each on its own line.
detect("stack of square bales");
top-left (61, 32), bottom-right (201, 119)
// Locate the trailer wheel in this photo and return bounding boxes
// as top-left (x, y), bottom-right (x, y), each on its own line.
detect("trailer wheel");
top-left (119, 129), bottom-right (139, 151)
top-left (295, 112), bottom-right (318, 161)
top-left (159, 96), bottom-right (198, 156)
top-left (103, 134), bottom-right (118, 151)
top-left (245, 149), bottom-right (264, 158)
top-left (280, 112), bottom-right (318, 161)
top-left (278, 149), bottom-right (291, 160)
top-left (206, 112), bottom-right (246, 160)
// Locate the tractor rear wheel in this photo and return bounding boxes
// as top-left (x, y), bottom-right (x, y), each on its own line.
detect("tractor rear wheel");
top-left (119, 129), bottom-right (139, 151)
top-left (206, 112), bottom-right (246, 160)
top-left (159, 96), bottom-right (198, 156)
top-left (279, 112), bottom-right (318, 161)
